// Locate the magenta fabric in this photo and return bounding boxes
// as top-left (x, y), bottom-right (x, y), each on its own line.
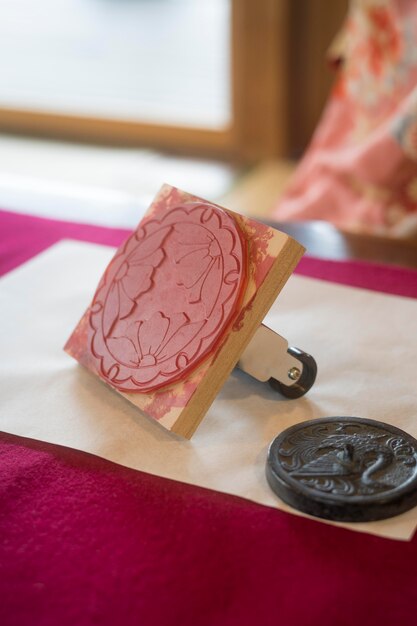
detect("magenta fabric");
top-left (2, 430), bottom-right (417, 626)
top-left (296, 255), bottom-right (417, 298)
top-left (0, 209), bottom-right (131, 277)
top-left (2, 208), bottom-right (417, 626)
top-left (1, 208), bottom-right (417, 297)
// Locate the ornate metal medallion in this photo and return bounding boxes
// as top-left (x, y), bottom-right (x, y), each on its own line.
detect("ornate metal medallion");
top-left (266, 417), bottom-right (417, 522)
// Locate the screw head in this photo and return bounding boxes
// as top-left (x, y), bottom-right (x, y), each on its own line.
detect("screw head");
top-left (288, 367), bottom-right (301, 381)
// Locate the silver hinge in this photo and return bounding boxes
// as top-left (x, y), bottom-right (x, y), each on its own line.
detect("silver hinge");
top-left (237, 324), bottom-right (317, 398)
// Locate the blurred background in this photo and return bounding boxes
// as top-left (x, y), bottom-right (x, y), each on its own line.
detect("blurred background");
top-left (0, 0), bottom-right (346, 226)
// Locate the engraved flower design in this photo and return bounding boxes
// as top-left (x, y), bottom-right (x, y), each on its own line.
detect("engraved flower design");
top-left (102, 227), bottom-right (171, 338)
top-left (173, 214), bottom-right (238, 316)
top-left (88, 202), bottom-right (246, 393)
top-left (136, 311), bottom-right (203, 369)
top-left (136, 311), bottom-right (170, 367)
top-left (106, 311), bottom-right (204, 384)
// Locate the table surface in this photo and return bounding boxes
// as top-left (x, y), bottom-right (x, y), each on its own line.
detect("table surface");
top-left (2, 209), bottom-right (417, 626)
top-left (267, 220), bottom-right (417, 270)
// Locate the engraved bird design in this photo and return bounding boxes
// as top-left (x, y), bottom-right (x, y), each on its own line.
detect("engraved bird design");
top-left (290, 433), bottom-right (394, 490)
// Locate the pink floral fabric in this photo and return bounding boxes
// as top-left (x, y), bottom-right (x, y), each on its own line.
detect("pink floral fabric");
top-left (273, 0), bottom-right (417, 236)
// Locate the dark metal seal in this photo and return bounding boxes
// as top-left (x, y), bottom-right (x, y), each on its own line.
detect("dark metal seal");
top-left (266, 417), bottom-right (417, 522)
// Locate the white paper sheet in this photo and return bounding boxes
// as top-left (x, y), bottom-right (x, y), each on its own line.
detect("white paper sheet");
top-left (1, 240), bottom-right (417, 540)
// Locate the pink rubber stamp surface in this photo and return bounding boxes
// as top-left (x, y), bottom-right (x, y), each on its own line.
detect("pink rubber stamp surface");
top-left (88, 202), bottom-right (247, 392)
top-left (65, 185), bottom-right (303, 437)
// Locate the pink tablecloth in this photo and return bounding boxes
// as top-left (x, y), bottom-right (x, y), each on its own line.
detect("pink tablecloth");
top-left (1, 209), bottom-right (417, 626)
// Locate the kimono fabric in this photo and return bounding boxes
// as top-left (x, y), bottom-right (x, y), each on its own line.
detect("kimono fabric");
top-left (273, 0), bottom-right (417, 237)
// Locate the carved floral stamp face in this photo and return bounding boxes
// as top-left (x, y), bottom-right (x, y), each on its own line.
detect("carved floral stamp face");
top-left (65, 184), bottom-right (302, 436)
top-left (88, 202), bottom-right (247, 392)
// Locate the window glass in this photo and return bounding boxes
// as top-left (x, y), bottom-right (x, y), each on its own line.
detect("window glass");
top-left (0, 0), bottom-right (231, 129)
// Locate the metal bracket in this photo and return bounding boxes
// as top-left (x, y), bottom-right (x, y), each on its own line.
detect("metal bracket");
top-left (237, 324), bottom-right (317, 399)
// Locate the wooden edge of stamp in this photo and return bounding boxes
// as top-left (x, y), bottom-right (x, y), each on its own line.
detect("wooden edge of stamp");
top-left (170, 234), bottom-right (305, 438)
